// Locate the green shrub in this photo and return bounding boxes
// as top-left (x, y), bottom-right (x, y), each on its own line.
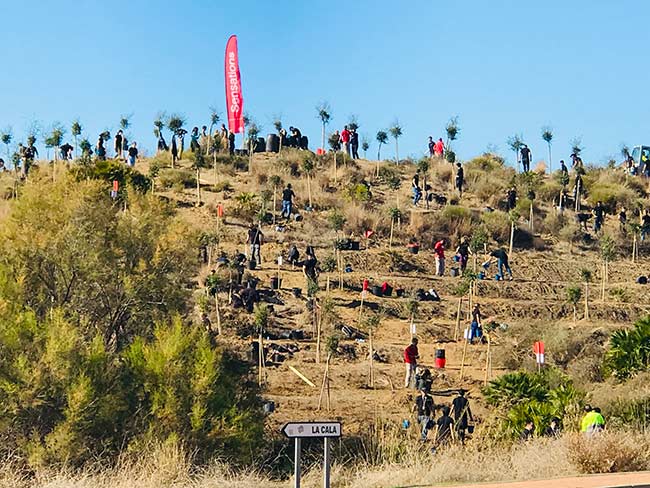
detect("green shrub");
top-left (481, 211), bottom-right (510, 243)
top-left (483, 369), bottom-right (583, 438)
top-left (157, 168), bottom-right (196, 191)
top-left (465, 153), bottom-right (505, 171)
top-left (605, 317), bottom-right (650, 380)
top-left (587, 183), bottom-right (636, 213)
top-left (344, 183), bottom-right (371, 203)
top-left (72, 159), bottom-right (151, 193)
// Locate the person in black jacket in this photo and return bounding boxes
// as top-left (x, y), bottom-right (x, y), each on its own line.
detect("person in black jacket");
top-left (350, 129), bottom-right (359, 159)
top-left (455, 162), bottom-right (464, 196)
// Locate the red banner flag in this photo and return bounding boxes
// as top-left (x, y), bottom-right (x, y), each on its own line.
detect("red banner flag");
top-left (533, 341), bottom-right (545, 364)
top-left (224, 35), bottom-right (244, 134)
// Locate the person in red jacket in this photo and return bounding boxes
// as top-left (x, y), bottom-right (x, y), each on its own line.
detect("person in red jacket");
top-left (434, 138), bottom-right (445, 158)
top-left (434, 238), bottom-right (446, 276)
top-left (404, 337), bottom-right (419, 388)
top-left (340, 126), bottom-right (351, 158)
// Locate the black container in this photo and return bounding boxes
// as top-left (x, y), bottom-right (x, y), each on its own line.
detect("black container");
top-left (382, 284), bottom-right (393, 297)
top-left (266, 134), bottom-right (279, 153)
top-left (350, 241), bottom-right (360, 251)
top-left (248, 257), bottom-right (257, 270)
top-left (270, 276), bottom-right (282, 290)
top-left (292, 287), bottom-right (302, 298)
top-left (396, 289), bottom-right (405, 298)
top-left (435, 349), bottom-right (446, 359)
top-left (255, 137), bottom-right (266, 153)
top-left (408, 245), bottom-right (420, 255)
top-left (371, 285), bottom-right (383, 296)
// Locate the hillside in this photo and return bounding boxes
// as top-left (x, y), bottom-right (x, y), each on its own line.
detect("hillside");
top-left (1, 148), bottom-right (650, 487)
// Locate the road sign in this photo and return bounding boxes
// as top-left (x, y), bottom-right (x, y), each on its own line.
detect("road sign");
top-left (282, 421), bottom-right (342, 488)
top-left (282, 421), bottom-right (342, 439)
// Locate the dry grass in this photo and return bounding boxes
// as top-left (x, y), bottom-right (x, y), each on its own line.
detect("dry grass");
top-left (6, 433), bottom-right (650, 488)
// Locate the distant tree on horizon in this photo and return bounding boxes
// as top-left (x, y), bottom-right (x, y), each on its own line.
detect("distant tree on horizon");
top-left (389, 122), bottom-right (402, 164)
top-left (507, 133), bottom-right (524, 172)
top-left (317, 102), bottom-right (331, 152)
top-left (542, 127), bottom-right (553, 172)
top-left (376, 130), bottom-right (388, 160)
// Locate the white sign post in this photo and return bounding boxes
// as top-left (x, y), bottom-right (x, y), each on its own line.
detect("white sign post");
top-left (282, 422), bottom-right (342, 488)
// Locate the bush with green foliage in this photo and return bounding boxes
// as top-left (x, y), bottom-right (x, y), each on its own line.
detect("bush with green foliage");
top-left (72, 159), bottom-right (151, 193)
top-left (483, 369), bottom-right (583, 438)
top-left (344, 183), bottom-right (371, 203)
top-left (481, 211), bottom-right (510, 243)
top-left (605, 317), bottom-right (650, 380)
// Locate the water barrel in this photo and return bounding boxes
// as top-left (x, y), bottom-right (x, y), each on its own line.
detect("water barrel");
top-left (266, 134), bottom-right (279, 153)
top-left (254, 137), bottom-right (265, 153)
top-left (435, 349), bottom-right (446, 369)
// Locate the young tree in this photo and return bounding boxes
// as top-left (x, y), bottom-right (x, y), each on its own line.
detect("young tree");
top-left (71, 120), bottom-right (82, 159)
top-left (207, 107), bottom-right (220, 155)
top-left (120, 114), bottom-right (131, 132)
top-left (154, 113), bottom-right (166, 151)
top-left (302, 158), bottom-right (315, 208)
top-left (570, 137), bottom-right (583, 156)
top-left (361, 136), bottom-right (370, 158)
top-left (580, 268), bottom-right (592, 320)
top-left (247, 120), bottom-right (260, 173)
top-left (376, 130), bottom-right (388, 160)
top-left (317, 102), bottom-right (331, 152)
top-left (0, 127), bottom-right (12, 161)
top-left (348, 115), bottom-right (359, 131)
top-left (406, 299), bottom-right (419, 338)
top-left (566, 284), bottom-right (582, 325)
top-left (44, 123), bottom-right (65, 163)
top-left (600, 234), bottom-right (616, 302)
top-left (389, 122), bottom-right (403, 164)
top-left (167, 114), bottom-right (186, 163)
top-left (273, 116), bottom-right (283, 153)
top-left (445, 116), bottom-right (460, 161)
top-left (79, 138), bottom-right (92, 161)
top-left (542, 126), bottom-right (553, 172)
top-left (507, 133), bottom-right (524, 172)
top-left (269, 175), bottom-right (283, 224)
top-left (388, 206), bottom-right (401, 247)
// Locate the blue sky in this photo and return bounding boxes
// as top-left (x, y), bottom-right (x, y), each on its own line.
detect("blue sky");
top-left (1, 0), bottom-right (648, 167)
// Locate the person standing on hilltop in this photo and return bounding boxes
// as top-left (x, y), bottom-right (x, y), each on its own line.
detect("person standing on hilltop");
top-left (404, 337), bottom-right (419, 388)
top-left (114, 130), bottom-right (123, 160)
top-left (350, 129), bottom-right (360, 159)
top-left (434, 137), bottom-right (444, 158)
top-left (190, 126), bottom-right (200, 153)
top-left (520, 144), bottom-right (532, 173)
top-left (434, 238), bottom-right (446, 277)
top-left (171, 134), bottom-right (179, 165)
top-left (340, 126), bottom-right (351, 158)
top-left (96, 134), bottom-right (107, 161)
top-left (428, 136), bottom-right (435, 158)
top-left (281, 183), bottom-right (296, 220)
top-left (455, 162), bottom-right (464, 196)
top-left (127, 142), bottom-right (138, 168)
top-left (228, 130), bottom-right (236, 155)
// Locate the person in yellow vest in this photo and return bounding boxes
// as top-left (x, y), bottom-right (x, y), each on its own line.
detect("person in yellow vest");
top-left (581, 405), bottom-right (605, 436)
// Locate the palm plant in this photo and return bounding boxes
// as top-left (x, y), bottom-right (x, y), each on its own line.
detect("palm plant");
top-left (376, 130), bottom-right (388, 160)
top-left (273, 116), bottom-right (283, 153)
top-left (79, 138), bottom-right (92, 160)
top-left (389, 121), bottom-right (402, 164)
top-left (570, 137), bottom-right (583, 156)
top-left (207, 108), bottom-right (220, 155)
top-left (507, 134), bottom-right (524, 172)
top-left (388, 206), bottom-right (401, 247)
top-left (317, 102), bottom-right (331, 152)
top-left (361, 136), bottom-right (370, 158)
top-left (149, 161), bottom-right (161, 195)
top-left (347, 115), bottom-right (359, 132)
top-left (445, 116), bottom-right (460, 159)
top-left (605, 317), bottom-right (650, 379)
top-left (71, 120), bottom-right (82, 159)
top-left (120, 115), bottom-right (131, 132)
top-left (0, 128), bottom-right (12, 161)
top-left (269, 175), bottom-right (282, 224)
top-left (542, 126), bottom-right (553, 172)
top-left (154, 113), bottom-right (166, 150)
top-left (167, 113), bottom-right (185, 163)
